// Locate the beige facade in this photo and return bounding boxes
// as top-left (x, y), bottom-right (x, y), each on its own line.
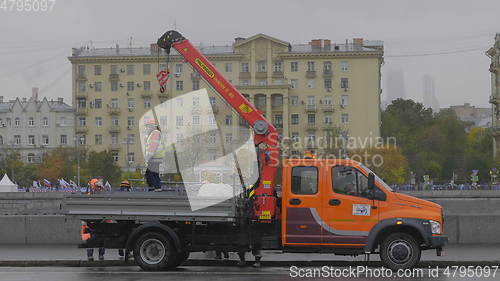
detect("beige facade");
top-left (487, 33), bottom-right (500, 159)
top-left (69, 34), bottom-right (383, 170)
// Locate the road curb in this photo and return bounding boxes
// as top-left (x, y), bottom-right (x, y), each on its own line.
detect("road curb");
top-left (0, 259), bottom-right (499, 268)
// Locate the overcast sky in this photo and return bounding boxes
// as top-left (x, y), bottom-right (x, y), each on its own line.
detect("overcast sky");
top-left (1, 0), bottom-right (499, 108)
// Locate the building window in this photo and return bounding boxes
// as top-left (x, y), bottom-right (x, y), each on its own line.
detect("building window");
top-left (175, 64), bottom-right (183, 74)
top-left (291, 96), bottom-right (299, 106)
top-left (127, 117), bottom-right (135, 128)
top-left (95, 117), bottom-right (102, 127)
top-left (111, 81), bottom-right (118, 92)
top-left (257, 61), bottom-right (266, 72)
top-left (176, 116), bottom-right (183, 126)
top-left (127, 81), bottom-right (134, 91)
top-left (274, 114), bottom-right (283, 127)
top-left (324, 114), bottom-right (332, 124)
top-left (127, 64), bottom-right (134, 75)
top-left (78, 81), bottom-right (86, 92)
top-left (94, 81), bottom-right (102, 92)
top-left (341, 113), bottom-right (349, 123)
top-left (41, 135), bottom-right (49, 145)
top-left (127, 98), bottom-right (135, 111)
top-left (274, 61), bottom-right (282, 72)
top-left (78, 65), bottom-right (86, 76)
top-left (225, 63), bottom-right (232, 72)
top-left (176, 81), bottom-right (184, 91)
top-left (225, 133), bottom-right (233, 144)
top-left (291, 79), bottom-right (298, 89)
top-left (324, 61), bottom-right (332, 73)
top-left (192, 80), bottom-right (200, 90)
top-left (291, 114), bottom-right (299, 125)
top-left (143, 64), bottom-right (151, 75)
top-left (28, 117), bottom-right (34, 127)
top-left (208, 132), bottom-right (216, 144)
top-left (257, 80), bottom-right (267, 86)
top-left (307, 96), bottom-right (315, 105)
top-left (77, 98), bottom-right (86, 108)
top-left (241, 62), bottom-right (249, 72)
top-left (341, 61), bottom-right (349, 72)
top-left (308, 114), bottom-right (316, 124)
top-left (239, 80), bottom-right (249, 86)
top-left (127, 134), bottom-right (135, 144)
top-left (209, 116), bottom-right (216, 125)
top-left (94, 65), bottom-right (102, 76)
top-left (341, 78), bottom-right (349, 89)
top-left (209, 96), bottom-right (216, 105)
top-left (110, 98), bottom-right (118, 108)
top-left (14, 135), bottom-right (21, 145)
top-left (341, 95), bottom-right (349, 107)
top-left (111, 117), bottom-right (118, 126)
top-left (110, 65), bottom-right (118, 74)
top-left (143, 81), bottom-right (151, 91)
top-left (112, 152), bottom-right (119, 162)
top-left (291, 62), bottom-right (298, 72)
top-left (42, 117), bottom-right (49, 127)
top-left (307, 79), bottom-right (315, 89)
top-left (79, 117), bottom-right (86, 127)
top-left (60, 135), bottom-right (67, 145)
top-left (111, 134), bottom-right (118, 144)
top-left (324, 78), bottom-right (332, 89)
top-left (78, 135), bottom-right (86, 145)
top-left (192, 115), bottom-right (200, 125)
top-left (192, 96), bottom-right (200, 106)
top-left (6, 118), bottom-right (10, 127)
top-left (225, 115), bottom-right (233, 125)
top-left (94, 98), bottom-right (102, 109)
top-left (321, 96), bottom-right (332, 105)
top-left (143, 97), bottom-right (151, 108)
top-left (307, 61), bottom-right (315, 71)
top-left (127, 152), bottom-right (135, 163)
top-left (28, 135), bottom-right (35, 145)
top-left (27, 153), bottom-right (35, 163)
top-left (15, 118), bottom-right (20, 127)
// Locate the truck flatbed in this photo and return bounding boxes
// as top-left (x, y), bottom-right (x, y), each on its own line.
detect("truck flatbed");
top-left (64, 193), bottom-right (238, 222)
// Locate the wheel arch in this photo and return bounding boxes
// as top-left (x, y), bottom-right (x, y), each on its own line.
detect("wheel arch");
top-left (365, 218), bottom-right (430, 252)
top-left (126, 222), bottom-right (183, 253)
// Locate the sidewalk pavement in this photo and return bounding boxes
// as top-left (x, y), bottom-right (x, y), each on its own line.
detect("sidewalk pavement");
top-left (0, 244), bottom-right (498, 263)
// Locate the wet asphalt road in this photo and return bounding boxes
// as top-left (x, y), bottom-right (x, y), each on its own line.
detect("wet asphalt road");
top-left (2, 266), bottom-right (500, 281)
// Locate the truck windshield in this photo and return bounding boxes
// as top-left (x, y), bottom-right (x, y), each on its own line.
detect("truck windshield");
top-left (139, 88), bottom-right (259, 210)
top-left (358, 163), bottom-right (394, 192)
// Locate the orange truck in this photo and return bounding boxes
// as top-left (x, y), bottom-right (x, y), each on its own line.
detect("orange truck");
top-left (65, 31), bottom-right (447, 271)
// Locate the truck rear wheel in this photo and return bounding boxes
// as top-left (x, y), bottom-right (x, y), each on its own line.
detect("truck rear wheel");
top-left (380, 232), bottom-right (421, 270)
top-left (133, 232), bottom-right (178, 271)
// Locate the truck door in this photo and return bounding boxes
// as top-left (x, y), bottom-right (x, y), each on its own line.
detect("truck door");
top-left (320, 164), bottom-right (379, 245)
top-left (282, 164), bottom-right (323, 245)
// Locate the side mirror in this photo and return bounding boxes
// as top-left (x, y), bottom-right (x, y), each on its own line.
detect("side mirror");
top-left (368, 173), bottom-right (375, 190)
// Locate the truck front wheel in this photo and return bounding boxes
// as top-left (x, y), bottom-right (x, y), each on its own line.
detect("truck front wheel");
top-left (133, 232), bottom-right (178, 271)
top-left (380, 232), bottom-right (421, 270)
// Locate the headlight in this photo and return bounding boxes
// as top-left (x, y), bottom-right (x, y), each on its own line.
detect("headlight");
top-left (429, 220), bottom-right (441, 234)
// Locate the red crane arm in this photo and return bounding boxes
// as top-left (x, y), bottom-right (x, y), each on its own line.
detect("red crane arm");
top-left (157, 30), bottom-right (278, 222)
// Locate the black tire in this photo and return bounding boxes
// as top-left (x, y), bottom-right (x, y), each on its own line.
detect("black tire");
top-left (379, 232), bottom-right (421, 270)
top-left (133, 232), bottom-right (178, 271)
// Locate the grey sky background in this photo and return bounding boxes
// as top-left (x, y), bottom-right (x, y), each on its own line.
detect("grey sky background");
top-left (1, 0), bottom-right (498, 108)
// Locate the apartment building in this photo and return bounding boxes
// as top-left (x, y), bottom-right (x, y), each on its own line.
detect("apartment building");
top-left (69, 34), bottom-right (383, 170)
top-left (487, 33), bottom-right (500, 159)
top-left (0, 88), bottom-right (74, 163)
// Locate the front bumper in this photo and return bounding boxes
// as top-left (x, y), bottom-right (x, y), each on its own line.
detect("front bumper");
top-left (428, 235), bottom-right (448, 248)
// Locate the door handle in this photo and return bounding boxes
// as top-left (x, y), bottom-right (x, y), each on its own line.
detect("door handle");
top-left (289, 198), bottom-right (301, 205)
top-left (329, 199), bottom-right (341, 206)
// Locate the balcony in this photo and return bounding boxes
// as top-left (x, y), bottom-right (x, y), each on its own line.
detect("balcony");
top-left (75, 107), bottom-right (88, 115)
top-left (322, 69), bottom-right (333, 78)
top-left (306, 123), bottom-right (317, 131)
top-left (107, 107), bottom-right (120, 115)
top-left (76, 126), bottom-right (88, 134)
top-left (321, 104), bottom-right (334, 112)
top-left (306, 70), bottom-right (316, 78)
top-left (239, 72), bottom-right (251, 79)
top-left (109, 144), bottom-right (121, 151)
top-left (109, 74), bottom-right (119, 80)
top-left (305, 104), bottom-right (317, 112)
top-left (109, 125), bottom-right (120, 133)
top-left (255, 72), bottom-right (267, 79)
top-left (272, 71), bottom-right (284, 79)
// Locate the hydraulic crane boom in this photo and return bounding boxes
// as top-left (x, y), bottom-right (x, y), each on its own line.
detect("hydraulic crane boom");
top-left (157, 30), bottom-right (279, 223)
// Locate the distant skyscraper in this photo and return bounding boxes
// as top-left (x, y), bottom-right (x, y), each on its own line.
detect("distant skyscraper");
top-left (385, 71), bottom-right (406, 105)
top-left (423, 75), bottom-right (440, 113)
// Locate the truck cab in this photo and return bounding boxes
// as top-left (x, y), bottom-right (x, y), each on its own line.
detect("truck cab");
top-left (281, 158), bottom-right (447, 269)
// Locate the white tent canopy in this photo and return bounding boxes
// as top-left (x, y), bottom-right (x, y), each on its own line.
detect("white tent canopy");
top-left (0, 174), bottom-right (18, 192)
